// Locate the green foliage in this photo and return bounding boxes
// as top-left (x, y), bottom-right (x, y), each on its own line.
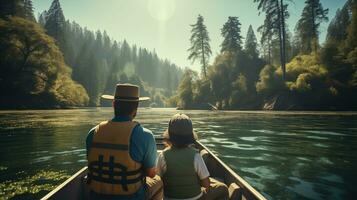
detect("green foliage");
top-left (256, 65), bottom-right (284, 95)
top-left (229, 74), bottom-right (248, 107)
top-left (326, 1), bottom-right (351, 43)
top-left (257, 54), bottom-right (329, 93)
top-left (209, 53), bottom-right (236, 107)
top-left (0, 0), bottom-right (35, 21)
top-left (0, 170), bottom-right (69, 199)
top-left (345, 1), bottom-right (357, 55)
top-left (254, 0), bottom-right (290, 80)
top-left (221, 16), bottom-right (242, 53)
top-left (61, 21), bottom-right (182, 106)
top-left (244, 25), bottom-right (259, 58)
top-left (172, 2), bottom-right (357, 111)
top-left (0, 17), bottom-right (89, 108)
top-left (173, 49), bottom-right (265, 109)
top-left (35, 0), bottom-right (183, 107)
top-left (258, 13), bottom-right (276, 64)
top-left (188, 15), bottom-right (212, 77)
top-left (176, 69), bottom-right (198, 109)
top-left (284, 54), bottom-right (328, 92)
top-left (296, 0), bottom-right (329, 53)
top-left (44, 0), bottom-right (65, 47)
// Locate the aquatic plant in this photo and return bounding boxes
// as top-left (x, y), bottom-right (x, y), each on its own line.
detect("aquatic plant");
top-left (0, 170), bottom-right (70, 199)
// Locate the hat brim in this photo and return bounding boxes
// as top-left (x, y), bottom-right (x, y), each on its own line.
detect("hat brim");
top-left (101, 95), bottom-right (150, 101)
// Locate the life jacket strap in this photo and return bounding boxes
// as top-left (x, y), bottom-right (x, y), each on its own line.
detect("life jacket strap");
top-left (88, 155), bottom-right (143, 191)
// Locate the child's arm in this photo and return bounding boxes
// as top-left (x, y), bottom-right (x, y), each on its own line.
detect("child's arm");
top-left (156, 151), bottom-right (167, 177)
top-left (200, 177), bottom-right (210, 190)
top-left (194, 153), bottom-right (211, 190)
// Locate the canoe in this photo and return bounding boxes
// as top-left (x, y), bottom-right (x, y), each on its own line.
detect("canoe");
top-left (41, 137), bottom-right (266, 200)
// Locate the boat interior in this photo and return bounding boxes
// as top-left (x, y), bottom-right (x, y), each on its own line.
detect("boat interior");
top-left (41, 137), bottom-right (266, 200)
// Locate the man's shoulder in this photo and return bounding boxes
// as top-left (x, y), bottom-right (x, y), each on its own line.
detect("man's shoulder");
top-left (133, 124), bottom-right (154, 138)
top-left (87, 126), bottom-right (97, 138)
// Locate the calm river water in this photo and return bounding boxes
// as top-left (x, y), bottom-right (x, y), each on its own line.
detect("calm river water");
top-left (0, 108), bottom-right (357, 200)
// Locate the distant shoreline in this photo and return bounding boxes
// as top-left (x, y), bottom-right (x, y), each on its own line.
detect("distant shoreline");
top-left (1, 106), bottom-right (357, 112)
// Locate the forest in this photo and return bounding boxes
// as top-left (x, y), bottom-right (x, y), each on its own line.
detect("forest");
top-left (0, 0), bottom-right (182, 109)
top-left (170, 0), bottom-right (357, 110)
top-left (1, 0), bottom-right (357, 110)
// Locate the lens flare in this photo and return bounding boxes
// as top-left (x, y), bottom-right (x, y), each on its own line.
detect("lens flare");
top-left (147, 0), bottom-right (175, 22)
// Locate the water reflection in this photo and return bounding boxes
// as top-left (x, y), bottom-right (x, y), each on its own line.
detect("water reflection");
top-left (0, 108), bottom-right (356, 199)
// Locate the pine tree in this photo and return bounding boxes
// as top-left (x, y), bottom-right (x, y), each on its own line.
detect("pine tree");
top-left (188, 15), bottom-right (212, 77)
top-left (23, 0), bottom-right (35, 21)
top-left (296, 0), bottom-right (328, 53)
top-left (0, 0), bottom-right (34, 20)
top-left (345, 0), bottom-right (357, 52)
top-left (258, 11), bottom-right (275, 64)
top-left (38, 10), bottom-right (48, 26)
top-left (220, 16), bottom-right (242, 53)
top-left (347, 0), bottom-right (357, 87)
top-left (44, 0), bottom-right (66, 48)
top-left (326, 0), bottom-right (352, 43)
top-left (254, 0), bottom-right (290, 80)
top-left (244, 25), bottom-right (259, 58)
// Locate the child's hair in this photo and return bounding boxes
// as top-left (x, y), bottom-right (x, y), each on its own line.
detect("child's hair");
top-left (164, 139), bottom-right (189, 149)
top-left (163, 113), bottom-right (198, 148)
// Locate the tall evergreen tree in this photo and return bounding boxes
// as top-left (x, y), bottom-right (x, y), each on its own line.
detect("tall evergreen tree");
top-left (44, 0), bottom-right (66, 49)
top-left (343, 0), bottom-right (357, 62)
top-left (221, 16), bottom-right (243, 53)
top-left (254, 0), bottom-right (290, 80)
top-left (38, 10), bottom-right (47, 26)
top-left (0, 0), bottom-right (34, 20)
top-left (258, 11), bottom-right (276, 64)
top-left (347, 0), bottom-right (357, 86)
top-left (23, 0), bottom-right (35, 21)
top-left (244, 25), bottom-right (259, 58)
top-left (296, 0), bottom-right (329, 53)
top-left (188, 15), bottom-right (212, 77)
top-left (326, 0), bottom-right (352, 43)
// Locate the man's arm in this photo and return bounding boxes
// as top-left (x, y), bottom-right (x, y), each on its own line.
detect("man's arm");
top-left (86, 126), bottom-right (97, 156)
top-left (131, 126), bottom-right (158, 177)
top-left (141, 128), bottom-right (158, 177)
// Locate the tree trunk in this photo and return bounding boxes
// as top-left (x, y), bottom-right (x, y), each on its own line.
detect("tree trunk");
top-left (311, 2), bottom-right (317, 53)
top-left (268, 38), bottom-right (272, 65)
top-left (280, 0), bottom-right (286, 81)
top-left (276, 0), bottom-right (286, 81)
top-left (201, 37), bottom-right (207, 77)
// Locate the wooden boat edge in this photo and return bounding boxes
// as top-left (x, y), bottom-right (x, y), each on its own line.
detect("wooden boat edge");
top-left (41, 167), bottom-right (87, 200)
top-left (196, 141), bottom-right (266, 200)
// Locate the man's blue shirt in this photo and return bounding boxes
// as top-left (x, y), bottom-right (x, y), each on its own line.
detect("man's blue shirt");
top-left (86, 116), bottom-right (157, 200)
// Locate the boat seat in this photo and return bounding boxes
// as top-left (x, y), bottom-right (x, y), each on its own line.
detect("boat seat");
top-left (229, 183), bottom-right (242, 200)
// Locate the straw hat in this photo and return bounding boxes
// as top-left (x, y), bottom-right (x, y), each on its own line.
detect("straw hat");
top-left (101, 83), bottom-right (150, 101)
top-left (163, 113), bottom-right (198, 145)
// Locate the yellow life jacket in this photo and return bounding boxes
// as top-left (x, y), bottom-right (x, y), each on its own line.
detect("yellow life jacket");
top-left (87, 120), bottom-right (143, 196)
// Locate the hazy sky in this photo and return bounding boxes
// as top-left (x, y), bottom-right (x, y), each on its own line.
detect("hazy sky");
top-left (33, 0), bottom-right (347, 71)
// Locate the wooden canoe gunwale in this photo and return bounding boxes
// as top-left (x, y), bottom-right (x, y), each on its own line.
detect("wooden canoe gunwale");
top-left (41, 166), bottom-right (87, 200)
top-left (195, 141), bottom-right (266, 200)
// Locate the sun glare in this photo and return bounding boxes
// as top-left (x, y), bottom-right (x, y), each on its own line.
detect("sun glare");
top-left (147, 0), bottom-right (175, 22)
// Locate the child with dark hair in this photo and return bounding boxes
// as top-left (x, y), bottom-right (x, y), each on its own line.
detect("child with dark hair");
top-left (157, 113), bottom-right (228, 200)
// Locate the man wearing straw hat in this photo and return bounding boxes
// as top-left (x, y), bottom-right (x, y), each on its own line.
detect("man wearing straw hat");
top-left (86, 83), bottom-right (162, 200)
